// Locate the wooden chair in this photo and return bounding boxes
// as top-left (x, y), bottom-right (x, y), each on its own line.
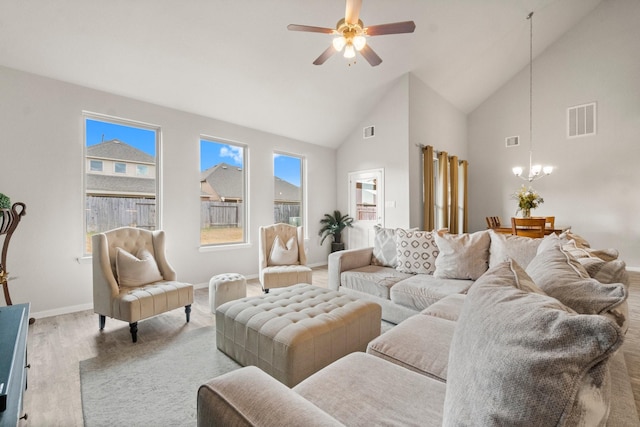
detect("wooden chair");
top-left (545, 216), bottom-right (555, 230)
top-left (485, 216), bottom-right (501, 229)
top-left (511, 217), bottom-right (546, 238)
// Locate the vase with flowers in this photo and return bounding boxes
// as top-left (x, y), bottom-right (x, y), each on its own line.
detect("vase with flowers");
top-left (512, 185), bottom-right (543, 218)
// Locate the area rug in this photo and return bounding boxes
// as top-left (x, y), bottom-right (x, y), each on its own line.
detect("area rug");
top-left (79, 327), bottom-right (240, 427)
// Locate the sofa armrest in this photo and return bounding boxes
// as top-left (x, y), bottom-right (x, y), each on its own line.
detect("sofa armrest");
top-left (197, 366), bottom-right (343, 427)
top-left (327, 247), bottom-right (374, 291)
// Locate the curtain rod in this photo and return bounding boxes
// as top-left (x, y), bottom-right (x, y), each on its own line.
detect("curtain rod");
top-left (416, 143), bottom-right (467, 163)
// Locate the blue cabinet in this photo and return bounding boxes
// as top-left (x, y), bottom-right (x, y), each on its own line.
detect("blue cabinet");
top-left (0, 303), bottom-right (29, 427)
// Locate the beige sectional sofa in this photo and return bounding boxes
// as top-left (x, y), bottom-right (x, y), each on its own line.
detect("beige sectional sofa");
top-left (197, 231), bottom-right (638, 426)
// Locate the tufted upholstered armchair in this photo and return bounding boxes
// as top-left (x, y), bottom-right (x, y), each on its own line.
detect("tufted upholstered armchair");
top-left (258, 223), bottom-right (312, 292)
top-left (92, 227), bottom-right (194, 342)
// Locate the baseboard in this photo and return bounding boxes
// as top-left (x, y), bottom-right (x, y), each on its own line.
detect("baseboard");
top-left (31, 302), bottom-right (94, 320)
top-left (627, 266), bottom-right (640, 272)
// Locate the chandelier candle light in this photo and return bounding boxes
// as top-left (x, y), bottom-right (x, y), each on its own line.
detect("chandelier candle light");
top-left (512, 12), bottom-right (553, 182)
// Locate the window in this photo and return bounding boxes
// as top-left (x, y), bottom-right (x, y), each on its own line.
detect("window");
top-left (84, 114), bottom-right (159, 255)
top-left (136, 165), bottom-right (149, 176)
top-left (114, 162), bottom-right (126, 174)
top-left (200, 138), bottom-right (247, 246)
top-left (274, 153), bottom-right (303, 227)
top-left (90, 160), bottom-right (103, 172)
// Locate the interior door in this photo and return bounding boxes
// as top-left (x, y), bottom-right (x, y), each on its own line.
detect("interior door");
top-left (348, 169), bottom-right (384, 249)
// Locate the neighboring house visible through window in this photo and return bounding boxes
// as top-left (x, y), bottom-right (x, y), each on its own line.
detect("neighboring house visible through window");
top-left (199, 138), bottom-right (247, 246)
top-left (274, 153), bottom-right (303, 227)
top-left (84, 115), bottom-right (159, 255)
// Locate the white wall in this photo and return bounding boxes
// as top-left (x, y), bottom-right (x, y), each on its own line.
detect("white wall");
top-left (468, 0), bottom-right (640, 266)
top-left (0, 65), bottom-right (336, 317)
top-left (336, 73), bottom-right (468, 238)
top-left (336, 74), bottom-right (411, 234)
top-left (408, 75), bottom-right (468, 229)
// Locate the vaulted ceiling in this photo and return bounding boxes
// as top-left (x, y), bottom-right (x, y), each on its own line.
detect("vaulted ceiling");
top-left (0, 0), bottom-right (602, 147)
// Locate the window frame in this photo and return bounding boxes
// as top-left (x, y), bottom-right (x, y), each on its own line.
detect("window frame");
top-left (199, 136), bottom-right (249, 248)
top-left (82, 111), bottom-right (162, 257)
top-left (273, 151), bottom-right (305, 233)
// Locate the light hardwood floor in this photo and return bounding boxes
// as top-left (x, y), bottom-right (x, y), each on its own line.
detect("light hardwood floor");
top-left (18, 267), bottom-right (640, 426)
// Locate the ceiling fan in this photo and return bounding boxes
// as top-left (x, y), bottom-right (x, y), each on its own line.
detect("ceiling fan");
top-left (287, 0), bottom-right (416, 66)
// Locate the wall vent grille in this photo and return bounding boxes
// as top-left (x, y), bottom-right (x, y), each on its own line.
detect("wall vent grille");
top-left (363, 125), bottom-right (375, 139)
top-left (505, 136), bottom-right (520, 147)
top-left (567, 102), bottom-right (596, 138)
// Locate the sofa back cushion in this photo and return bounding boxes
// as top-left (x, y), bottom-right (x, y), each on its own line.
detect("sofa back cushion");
top-left (526, 240), bottom-right (627, 315)
top-left (394, 229), bottom-right (439, 275)
top-left (433, 231), bottom-right (490, 280)
top-left (443, 260), bottom-right (623, 427)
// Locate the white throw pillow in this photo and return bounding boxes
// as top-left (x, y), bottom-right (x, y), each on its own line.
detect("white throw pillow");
top-left (116, 247), bottom-right (163, 287)
top-left (433, 230), bottom-right (490, 280)
top-left (488, 229), bottom-right (542, 269)
top-left (268, 235), bottom-right (299, 266)
top-left (394, 229), bottom-right (438, 274)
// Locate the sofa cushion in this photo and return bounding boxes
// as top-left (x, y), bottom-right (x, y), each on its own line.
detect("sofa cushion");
top-left (562, 239), bottom-right (619, 261)
top-left (340, 265), bottom-right (412, 299)
top-left (394, 229), bottom-right (439, 275)
top-left (526, 240), bottom-right (627, 315)
top-left (488, 229), bottom-right (542, 269)
top-left (390, 275), bottom-right (472, 312)
top-left (443, 260), bottom-right (624, 427)
top-left (367, 313), bottom-right (455, 382)
top-left (115, 247), bottom-right (163, 287)
top-left (294, 352), bottom-right (445, 427)
top-left (434, 230), bottom-right (490, 280)
top-left (577, 257), bottom-right (628, 285)
top-left (421, 294), bottom-right (466, 322)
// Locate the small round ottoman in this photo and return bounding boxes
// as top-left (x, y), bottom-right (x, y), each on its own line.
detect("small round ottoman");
top-left (209, 273), bottom-right (247, 313)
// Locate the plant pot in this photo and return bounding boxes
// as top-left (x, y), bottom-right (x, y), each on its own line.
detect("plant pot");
top-left (331, 242), bottom-right (345, 253)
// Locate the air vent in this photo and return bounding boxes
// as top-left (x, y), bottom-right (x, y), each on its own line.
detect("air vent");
top-left (567, 102), bottom-right (596, 138)
top-left (363, 125), bottom-right (375, 139)
top-left (505, 136), bottom-right (520, 148)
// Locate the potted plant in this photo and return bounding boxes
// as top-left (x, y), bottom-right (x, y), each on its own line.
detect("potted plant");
top-left (319, 210), bottom-right (354, 252)
top-left (0, 192), bottom-right (11, 233)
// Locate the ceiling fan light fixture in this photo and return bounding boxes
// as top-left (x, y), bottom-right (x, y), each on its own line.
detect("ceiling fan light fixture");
top-left (332, 36), bottom-right (346, 51)
top-left (344, 43), bottom-right (356, 58)
top-left (353, 35), bottom-right (366, 51)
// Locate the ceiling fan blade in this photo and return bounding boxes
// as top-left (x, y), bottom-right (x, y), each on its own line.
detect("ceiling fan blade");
top-left (360, 44), bottom-right (382, 67)
top-left (345, 0), bottom-right (362, 25)
top-left (313, 45), bottom-right (337, 65)
top-left (287, 24), bottom-right (335, 34)
top-left (366, 21), bottom-right (416, 36)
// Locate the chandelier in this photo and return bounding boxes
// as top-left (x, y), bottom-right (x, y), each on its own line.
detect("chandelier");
top-left (512, 12), bottom-right (553, 182)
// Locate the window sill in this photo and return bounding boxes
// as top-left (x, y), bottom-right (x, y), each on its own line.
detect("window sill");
top-left (198, 242), bottom-right (252, 253)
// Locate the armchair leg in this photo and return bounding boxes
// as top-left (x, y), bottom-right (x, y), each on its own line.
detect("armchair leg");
top-left (129, 322), bottom-right (138, 343)
top-left (185, 304), bottom-right (192, 323)
top-left (99, 315), bottom-right (106, 330)
top-left (264, 288), bottom-right (269, 294)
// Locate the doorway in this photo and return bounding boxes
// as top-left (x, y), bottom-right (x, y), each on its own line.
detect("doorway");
top-left (348, 169), bottom-right (384, 249)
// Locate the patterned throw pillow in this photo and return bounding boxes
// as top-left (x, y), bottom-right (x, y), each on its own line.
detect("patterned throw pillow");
top-left (394, 229), bottom-right (439, 275)
top-left (371, 226), bottom-right (400, 267)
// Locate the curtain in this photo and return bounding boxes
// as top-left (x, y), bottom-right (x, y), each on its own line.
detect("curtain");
top-left (422, 145), bottom-right (435, 231)
top-left (422, 145), bottom-right (468, 234)
top-left (437, 151), bottom-right (449, 230)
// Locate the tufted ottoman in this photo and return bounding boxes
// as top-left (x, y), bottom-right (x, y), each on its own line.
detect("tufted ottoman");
top-left (216, 283), bottom-right (382, 387)
top-left (208, 273), bottom-right (247, 313)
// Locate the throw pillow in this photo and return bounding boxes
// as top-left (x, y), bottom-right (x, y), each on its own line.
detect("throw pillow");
top-left (394, 229), bottom-right (438, 275)
top-left (488, 229), bottom-right (542, 269)
top-left (562, 239), bottom-right (619, 261)
top-left (371, 226), bottom-right (399, 267)
top-left (433, 230), bottom-right (490, 280)
top-left (577, 257), bottom-right (629, 285)
top-left (443, 260), bottom-right (623, 427)
top-left (526, 240), bottom-right (627, 315)
top-left (116, 247), bottom-right (164, 287)
top-left (268, 235), bottom-right (299, 266)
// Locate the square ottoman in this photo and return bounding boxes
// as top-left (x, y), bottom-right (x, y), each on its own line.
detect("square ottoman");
top-left (216, 283), bottom-right (382, 387)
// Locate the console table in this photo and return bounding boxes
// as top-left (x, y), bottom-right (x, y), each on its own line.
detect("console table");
top-left (0, 303), bottom-right (29, 426)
